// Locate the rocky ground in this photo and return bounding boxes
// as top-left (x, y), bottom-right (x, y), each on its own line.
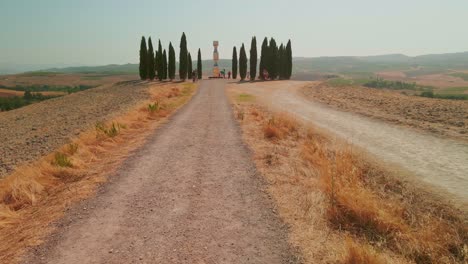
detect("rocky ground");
top-left (0, 81), bottom-right (148, 177)
top-left (302, 83), bottom-right (468, 141)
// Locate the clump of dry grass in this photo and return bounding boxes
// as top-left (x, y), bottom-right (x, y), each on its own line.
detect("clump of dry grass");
top-left (343, 238), bottom-right (387, 264)
top-left (262, 114), bottom-right (299, 140)
top-left (229, 93), bottom-right (467, 264)
top-left (0, 82), bottom-right (197, 263)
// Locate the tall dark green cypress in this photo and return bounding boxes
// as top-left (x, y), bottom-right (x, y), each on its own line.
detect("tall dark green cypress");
top-left (249, 37), bottom-right (257, 81)
top-left (232, 46), bottom-right (238, 79)
top-left (157, 40), bottom-right (164, 81)
top-left (278, 44), bottom-right (285, 79)
top-left (268, 38), bottom-right (278, 80)
top-left (163, 49), bottom-right (168, 80)
top-left (259, 37), bottom-right (268, 80)
top-left (139, 36), bottom-right (148, 80)
top-left (187, 53), bottom-right (193, 79)
top-left (179, 32), bottom-right (188, 81)
top-left (147, 37), bottom-right (155, 80)
top-left (239, 44), bottom-right (247, 81)
top-left (286, 40), bottom-right (292, 80)
top-left (197, 48), bottom-right (202, 79)
top-left (168, 42), bottom-right (176, 81)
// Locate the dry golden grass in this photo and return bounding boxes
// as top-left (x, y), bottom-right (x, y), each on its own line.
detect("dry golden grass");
top-left (230, 91), bottom-right (467, 264)
top-left (0, 82), bottom-right (197, 263)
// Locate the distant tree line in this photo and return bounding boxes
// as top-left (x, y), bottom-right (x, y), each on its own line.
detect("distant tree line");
top-left (1, 84), bottom-right (94, 94)
top-left (0, 91), bottom-right (60, 111)
top-left (139, 33), bottom-right (202, 81)
top-left (363, 78), bottom-right (417, 90)
top-left (232, 37), bottom-right (292, 81)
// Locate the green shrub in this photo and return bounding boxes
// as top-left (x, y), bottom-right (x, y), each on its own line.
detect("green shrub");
top-left (95, 122), bottom-right (125, 137)
top-left (67, 143), bottom-right (79, 155)
top-left (420, 91), bottom-right (434, 98)
top-left (148, 102), bottom-right (160, 113)
top-left (53, 153), bottom-right (73, 167)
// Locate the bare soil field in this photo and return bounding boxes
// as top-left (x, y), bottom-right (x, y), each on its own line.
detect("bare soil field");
top-left (0, 73), bottom-right (136, 88)
top-left (227, 81), bottom-right (468, 204)
top-left (302, 82), bottom-right (468, 140)
top-left (0, 81), bottom-right (148, 177)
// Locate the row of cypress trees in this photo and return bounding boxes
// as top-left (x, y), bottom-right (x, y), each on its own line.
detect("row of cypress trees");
top-left (232, 37), bottom-right (292, 81)
top-left (139, 33), bottom-right (202, 81)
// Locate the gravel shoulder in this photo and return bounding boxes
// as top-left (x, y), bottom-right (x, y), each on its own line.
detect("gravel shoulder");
top-left (0, 81), bottom-right (148, 177)
top-left (22, 80), bottom-right (297, 264)
top-left (228, 81), bottom-right (468, 205)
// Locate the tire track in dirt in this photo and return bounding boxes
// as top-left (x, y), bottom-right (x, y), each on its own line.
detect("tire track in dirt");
top-left (229, 81), bottom-right (468, 204)
top-left (23, 80), bottom-right (297, 264)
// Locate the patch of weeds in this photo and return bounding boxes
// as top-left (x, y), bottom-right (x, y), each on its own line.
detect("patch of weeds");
top-left (67, 143), bottom-right (79, 155)
top-left (237, 93), bottom-right (254, 102)
top-left (95, 122), bottom-right (125, 138)
top-left (53, 152), bottom-right (72, 167)
top-left (148, 101), bottom-right (161, 113)
top-left (237, 110), bottom-right (245, 120)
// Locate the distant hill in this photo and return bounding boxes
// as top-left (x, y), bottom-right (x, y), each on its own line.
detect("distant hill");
top-left (20, 51), bottom-right (468, 76)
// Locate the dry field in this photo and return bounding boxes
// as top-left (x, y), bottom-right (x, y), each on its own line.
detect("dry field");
top-left (0, 72), bottom-right (136, 88)
top-left (0, 81), bottom-right (196, 263)
top-left (302, 82), bottom-right (468, 141)
top-left (229, 91), bottom-right (467, 263)
top-left (377, 71), bottom-right (468, 89)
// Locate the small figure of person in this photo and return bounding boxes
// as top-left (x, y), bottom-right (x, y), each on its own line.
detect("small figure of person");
top-left (262, 69), bottom-right (269, 80)
top-left (228, 71), bottom-right (231, 79)
top-left (192, 70), bottom-right (197, 82)
top-left (247, 71), bottom-right (250, 80)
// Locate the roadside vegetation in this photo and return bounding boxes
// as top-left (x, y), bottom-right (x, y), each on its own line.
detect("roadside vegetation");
top-left (231, 92), bottom-right (467, 264)
top-left (0, 82), bottom-right (197, 263)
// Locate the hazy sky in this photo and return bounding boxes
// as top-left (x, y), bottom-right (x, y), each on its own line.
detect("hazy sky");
top-left (1, 0), bottom-right (467, 67)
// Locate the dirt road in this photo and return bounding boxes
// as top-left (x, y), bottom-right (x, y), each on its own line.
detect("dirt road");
top-left (229, 81), bottom-right (468, 203)
top-left (23, 80), bottom-right (296, 264)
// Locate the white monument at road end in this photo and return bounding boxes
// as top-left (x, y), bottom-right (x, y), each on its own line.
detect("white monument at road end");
top-left (213, 41), bottom-right (220, 77)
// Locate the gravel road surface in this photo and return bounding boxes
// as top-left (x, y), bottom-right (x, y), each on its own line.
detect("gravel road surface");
top-left (23, 80), bottom-right (297, 264)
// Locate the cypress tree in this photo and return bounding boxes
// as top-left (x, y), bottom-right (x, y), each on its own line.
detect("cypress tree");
top-left (163, 49), bottom-right (168, 80)
top-left (187, 53), bottom-right (193, 79)
top-left (197, 48), bottom-right (202, 79)
top-left (157, 40), bottom-right (164, 81)
top-left (168, 42), bottom-right (176, 81)
top-left (154, 51), bottom-right (159, 78)
top-left (268, 38), bottom-right (278, 80)
top-left (179, 32), bottom-right (188, 81)
top-left (278, 44), bottom-right (285, 79)
top-left (239, 44), bottom-right (247, 81)
top-left (139, 36), bottom-right (148, 80)
top-left (232, 46), bottom-right (238, 79)
top-left (147, 37), bottom-right (155, 80)
top-left (249, 37), bottom-right (257, 81)
top-left (286, 40), bottom-right (292, 80)
top-left (259, 37), bottom-right (268, 80)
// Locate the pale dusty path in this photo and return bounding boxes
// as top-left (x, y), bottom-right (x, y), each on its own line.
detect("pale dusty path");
top-left (23, 80), bottom-right (297, 264)
top-left (229, 81), bottom-right (468, 203)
